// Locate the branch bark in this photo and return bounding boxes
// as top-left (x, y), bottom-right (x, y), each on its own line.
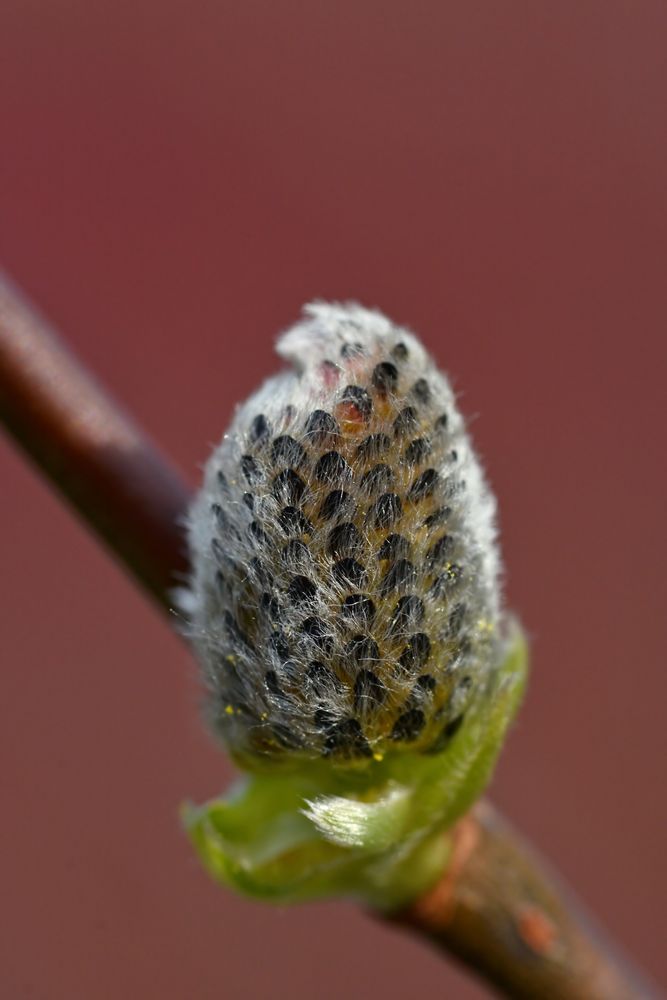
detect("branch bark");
top-left (0, 271), bottom-right (191, 613)
top-left (0, 270), bottom-right (660, 999)
top-left (391, 801), bottom-right (658, 998)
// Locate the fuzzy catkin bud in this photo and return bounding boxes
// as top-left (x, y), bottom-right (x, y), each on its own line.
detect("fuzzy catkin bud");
top-left (187, 303), bottom-right (502, 767)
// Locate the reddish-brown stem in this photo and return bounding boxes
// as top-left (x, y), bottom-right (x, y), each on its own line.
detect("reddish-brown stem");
top-left (391, 801), bottom-right (659, 998)
top-left (0, 271), bottom-right (661, 999)
top-left (0, 271), bottom-right (191, 613)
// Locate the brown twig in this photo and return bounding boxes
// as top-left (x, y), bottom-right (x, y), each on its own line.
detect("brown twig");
top-left (0, 271), bottom-right (660, 999)
top-left (391, 801), bottom-right (658, 998)
top-left (0, 271), bottom-right (191, 613)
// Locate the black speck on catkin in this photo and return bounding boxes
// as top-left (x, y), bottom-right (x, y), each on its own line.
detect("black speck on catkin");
top-left (187, 303), bottom-right (501, 765)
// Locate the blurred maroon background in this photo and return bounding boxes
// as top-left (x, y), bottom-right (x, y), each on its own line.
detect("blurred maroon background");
top-left (1, 3), bottom-right (666, 997)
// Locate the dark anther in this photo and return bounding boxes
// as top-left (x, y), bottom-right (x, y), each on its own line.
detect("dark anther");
top-left (304, 409), bottom-right (339, 443)
top-left (314, 707), bottom-right (337, 730)
top-left (250, 557), bottom-right (272, 586)
top-left (340, 385), bottom-right (373, 420)
top-left (356, 433), bottom-right (390, 460)
top-left (389, 595), bottom-right (425, 634)
top-left (415, 674), bottom-right (436, 694)
top-left (278, 506), bottom-right (312, 536)
top-left (271, 435), bottom-right (307, 467)
top-left (360, 464), bottom-right (393, 496)
top-left (426, 533), bottom-right (455, 568)
top-left (300, 617), bottom-right (333, 654)
top-left (241, 454), bottom-right (262, 485)
top-left (328, 522), bottom-right (363, 558)
top-left (346, 634), bottom-right (380, 664)
top-left (434, 413), bottom-right (448, 432)
top-left (427, 713), bottom-right (465, 754)
top-left (249, 413), bottom-right (271, 444)
top-left (423, 506), bottom-right (451, 530)
top-left (272, 468), bottom-right (306, 505)
top-left (405, 437), bottom-right (432, 464)
top-left (248, 520), bottom-right (270, 546)
top-left (457, 638), bottom-right (472, 660)
top-left (269, 630), bottom-right (291, 662)
top-left (223, 611), bottom-right (250, 649)
top-left (391, 342), bottom-right (409, 361)
top-left (264, 670), bottom-right (282, 696)
top-left (399, 633), bottom-right (431, 670)
top-left (372, 361), bottom-right (399, 393)
top-left (412, 378), bottom-right (431, 404)
top-left (380, 558), bottom-right (417, 594)
top-left (370, 492), bottom-right (402, 529)
top-left (340, 341), bottom-right (364, 358)
top-left (445, 714), bottom-right (464, 739)
top-left (341, 594), bottom-right (376, 627)
top-left (428, 564), bottom-right (462, 598)
top-left (261, 592), bottom-right (282, 621)
top-left (217, 469), bottom-right (230, 493)
top-left (242, 492), bottom-right (254, 511)
top-left (354, 670), bottom-right (386, 714)
top-left (287, 575), bottom-right (318, 604)
top-left (408, 468), bottom-right (440, 501)
top-left (211, 503), bottom-right (240, 540)
top-left (447, 603), bottom-right (466, 636)
top-left (323, 718), bottom-right (372, 758)
top-left (333, 558), bottom-right (367, 589)
top-left (393, 406), bottom-right (419, 436)
top-left (306, 661), bottom-right (342, 698)
top-left (377, 533), bottom-right (410, 561)
top-left (281, 539), bottom-right (311, 569)
top-left (444, 476), bottom-right (465, 499)
top-left (391, 708), bottom-right (425, 742)
top-left (319, 490), bottom-right (353, 521)
top-left (314, 450), bottom-right (351, 484)
top-left (214, 570), bottom-right (228, 597)
top-left (248, 556), bottom-right (273, 590)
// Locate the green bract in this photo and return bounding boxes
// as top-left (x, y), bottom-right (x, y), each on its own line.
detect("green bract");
top-left (184, 625), bottom-right (527, 910)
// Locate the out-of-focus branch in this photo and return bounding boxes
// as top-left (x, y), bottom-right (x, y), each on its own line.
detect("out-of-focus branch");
top-left (0, 271), bottom-right (191, 613)
top-left (0, 271), bottom-right (660, 999)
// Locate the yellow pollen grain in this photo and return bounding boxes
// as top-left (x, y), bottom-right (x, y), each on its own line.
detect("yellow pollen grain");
top-left (224, 704), bottom-right (235, 715)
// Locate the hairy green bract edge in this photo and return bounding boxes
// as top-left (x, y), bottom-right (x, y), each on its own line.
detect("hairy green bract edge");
top-left (183, 625), bottom-right (527, 910)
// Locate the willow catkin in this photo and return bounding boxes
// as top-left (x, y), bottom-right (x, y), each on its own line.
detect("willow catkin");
top-left (187, 303), bottom-right (502, 766)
